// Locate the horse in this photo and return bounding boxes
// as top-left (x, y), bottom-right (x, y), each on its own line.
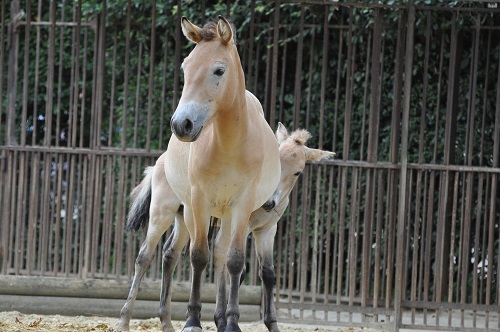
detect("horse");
top-left (118, 123), bottom-right (335, 332)
top-left (119, 16), bottom-right (281, 332)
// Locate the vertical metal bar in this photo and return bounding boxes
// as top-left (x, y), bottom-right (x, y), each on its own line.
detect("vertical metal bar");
top-left (146, 0), bottom-right (156, 151)
top-left (394, 2), bottom-right (415, 331)
top-left (263, 35), bottom-right (271, 120)
top-left (373, 170), bottom-right (384, 318)
top-left (305, 32), bottom-right (315, 129)
top-left (318, 6), bottom-right (329, 148)
top-left (487, 39), bottom-right (500, 330)
top-left (479, 31), bottom-right (491, 166)
top-left (121, 0), bottom-right (131, 149)
top-left (13, 153), bottom-right (23, 273)
top-left (278, 29), bottom-right (287, 124)
top-left (26, 153), bottom-right (40, 274)
top-left (53, 154), bottom-right (64, 275)
top-left (292, 4), bottom-right (304, 129)
top-left (108, 31), bottom-right (117, 147)
top-left (447, 172), bottom-right (459, 326)
top-left (299, 167), bottom-right (310, 319)
top-left (471, 173), bottom-right (484, 327)
top-left (323, 166), bottom-right (335, 319)
top-left (0, 0), bottom-right (5, 140)
top-left (361, 5), bottom-right (381, 300)
top-left (6, 0), bottom-right (20, 145)
top-left (20, 0), bottom-right (31, 147)
top-left (173, 0), bottom-right (182, 109)
top-left (6, 153), bottom-right (17, 274)
top-left (158, 31), bottom-right (170, 150)
top-left (268, 0), bottom-right (280, 129)
top-left (94, 0), bottom-right (105, 149)
top-left (54, 1), bottom-right (66, 148)
top-left (68, 0), bottom-right (82, 148)
top-left (133, 41), bottom-right (143, 148)
top-left (44, 0), bottom-right (56, 147)
top-left (115, 156), bottom-right (126, 279)
top-left (348, 168), bottom-right (359, 324)
top-left (103, 155), bottom-right (114, 278)
top-left (360, 31), bottom-right (371, 161)
top-left (245, 0), bottom-right (255, 89)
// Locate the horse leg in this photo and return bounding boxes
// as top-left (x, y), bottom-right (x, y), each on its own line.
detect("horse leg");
top-left (182, 204), bottom-right (210, 332)
top-left (253, 225), bottom-right (280, 332)
top-left (118, 208), bottom-right (178, 331)
top-left (213, 219), bottom-right (231, 332)
top-left (225, 209), bottom-right (254, 332)
top-left (159, 212), bottom-right (190, 332)
top-left (119, 165), bottom-right (180, 331)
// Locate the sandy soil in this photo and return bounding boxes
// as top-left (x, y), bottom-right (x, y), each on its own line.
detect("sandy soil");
top-left (0, 311), bottom-right (380, 332)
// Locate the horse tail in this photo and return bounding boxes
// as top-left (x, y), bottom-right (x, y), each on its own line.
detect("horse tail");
top-left (126, 166), bottom-right (153, 231)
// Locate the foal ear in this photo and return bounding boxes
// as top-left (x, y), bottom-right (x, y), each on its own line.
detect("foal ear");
top-left (181, 17), bottom-right (203, 43)
top-left (304, 147), bottom-right (336, 163)
top-left (276, 122), bottom-right (288, 144)
top-left (217, 16), bottom-right (233, 45)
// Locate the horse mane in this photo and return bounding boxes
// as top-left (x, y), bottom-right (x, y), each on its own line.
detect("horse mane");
top-left (201, 20), bottom-right (237, 44)
top-left (290, 129), bottom-right (311, 145)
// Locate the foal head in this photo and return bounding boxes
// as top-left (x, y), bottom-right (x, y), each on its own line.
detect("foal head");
top-left (263, 123), bottom-right (336, 211)
top-left (171, 16), bottom-right (244, 142)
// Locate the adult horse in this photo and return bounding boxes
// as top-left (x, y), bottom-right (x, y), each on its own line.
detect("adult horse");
top-left (165, 16), bottom-right (280, 332)
top-left (118, 123), bottom-right (334, 332)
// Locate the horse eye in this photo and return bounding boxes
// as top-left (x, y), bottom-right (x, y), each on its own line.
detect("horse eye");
top-left (294, 171), bottom-right (302, 176)
top-left (214, 68), bottom-right (225, 76)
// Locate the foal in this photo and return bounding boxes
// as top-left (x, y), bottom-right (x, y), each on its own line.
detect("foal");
top-left (119, 123), bottom-right (334, 332)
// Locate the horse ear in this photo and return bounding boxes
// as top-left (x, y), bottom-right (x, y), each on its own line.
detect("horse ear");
top-left (217, 16), bottom-right (233, 45)
top-left (276, 122), bottom-right (288, 144)
top-left (181, 17), bottom-right (203, 43)
top-left (304, 147), bottom-right (336, 163)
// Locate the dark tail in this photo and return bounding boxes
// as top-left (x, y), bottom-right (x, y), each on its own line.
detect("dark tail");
top-left (126, 166), bottom-right (154, 231)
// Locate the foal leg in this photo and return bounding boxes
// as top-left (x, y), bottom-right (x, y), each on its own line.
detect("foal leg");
top-left (119, 166), bottom-right (180, 331)
top-left (119, 206), bottom-right (179, 331)
top-left (159, 214), bottom-right (190, 332)
top-left (182, 204), bottom-right (210, 332)
top-left (253, 225), bottom-right (280, 332)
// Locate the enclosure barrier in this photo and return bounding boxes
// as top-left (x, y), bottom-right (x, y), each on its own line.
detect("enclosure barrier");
top-left (1, 1), bottom-right (500, 331)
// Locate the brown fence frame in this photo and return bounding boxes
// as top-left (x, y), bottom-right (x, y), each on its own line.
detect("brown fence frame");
top-left (1, 1), bottom-right (500, 331)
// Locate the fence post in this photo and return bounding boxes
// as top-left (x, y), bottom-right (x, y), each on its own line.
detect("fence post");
top-left (394, 1), bottom-right (415, 331)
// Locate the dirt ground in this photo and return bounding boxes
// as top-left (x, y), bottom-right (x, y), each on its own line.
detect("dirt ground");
top-left (0, 311), bottom-right (382, 332)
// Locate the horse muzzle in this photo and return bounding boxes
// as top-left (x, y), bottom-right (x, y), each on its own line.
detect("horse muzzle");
top-left (171, 103), bottom-right (207, 142)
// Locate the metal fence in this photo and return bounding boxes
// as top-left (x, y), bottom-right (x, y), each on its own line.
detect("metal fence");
top-left (1, 0), bottom-right (499, 331)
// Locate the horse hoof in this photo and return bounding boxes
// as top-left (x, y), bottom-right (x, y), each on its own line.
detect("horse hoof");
top-left (116, 323), bottom-right (130, 332)
top-left (182, 327), bottom-right (203, 332)
top-left (224, 323), bottom-right (242, 332)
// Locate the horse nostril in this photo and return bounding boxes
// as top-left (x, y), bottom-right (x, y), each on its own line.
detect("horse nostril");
top-left (262, 200), bottom-right (276, 212)
top-left (183, 119), bottom-right (193, 134)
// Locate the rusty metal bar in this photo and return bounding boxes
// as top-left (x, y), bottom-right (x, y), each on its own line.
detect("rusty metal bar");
top-left (304, 30), bottom-right (314, 129)
top-left (121, 0), bottom-right (131, 149)
top-left (268, 0), bottom-right (280, 128)
top-left (6, 0), bottom-right (20, 145)
top-left (158, 31), bottom-right (170, 151)
top-left (292, 4), bottom-right (304, 129)
top-left (20, 0), bottom-right (31, 147)
top-left (145, 0), bottom-right (156, 151)
top-left (108, 31), bottom-right (118, 147)
top-left (394, 2), bottom-right (415, 331)
top-left (0, 0), bottom-right (5, 143)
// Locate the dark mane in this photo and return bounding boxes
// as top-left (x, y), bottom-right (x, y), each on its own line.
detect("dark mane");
top-left (201, 20), bottom-right (237, 44)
